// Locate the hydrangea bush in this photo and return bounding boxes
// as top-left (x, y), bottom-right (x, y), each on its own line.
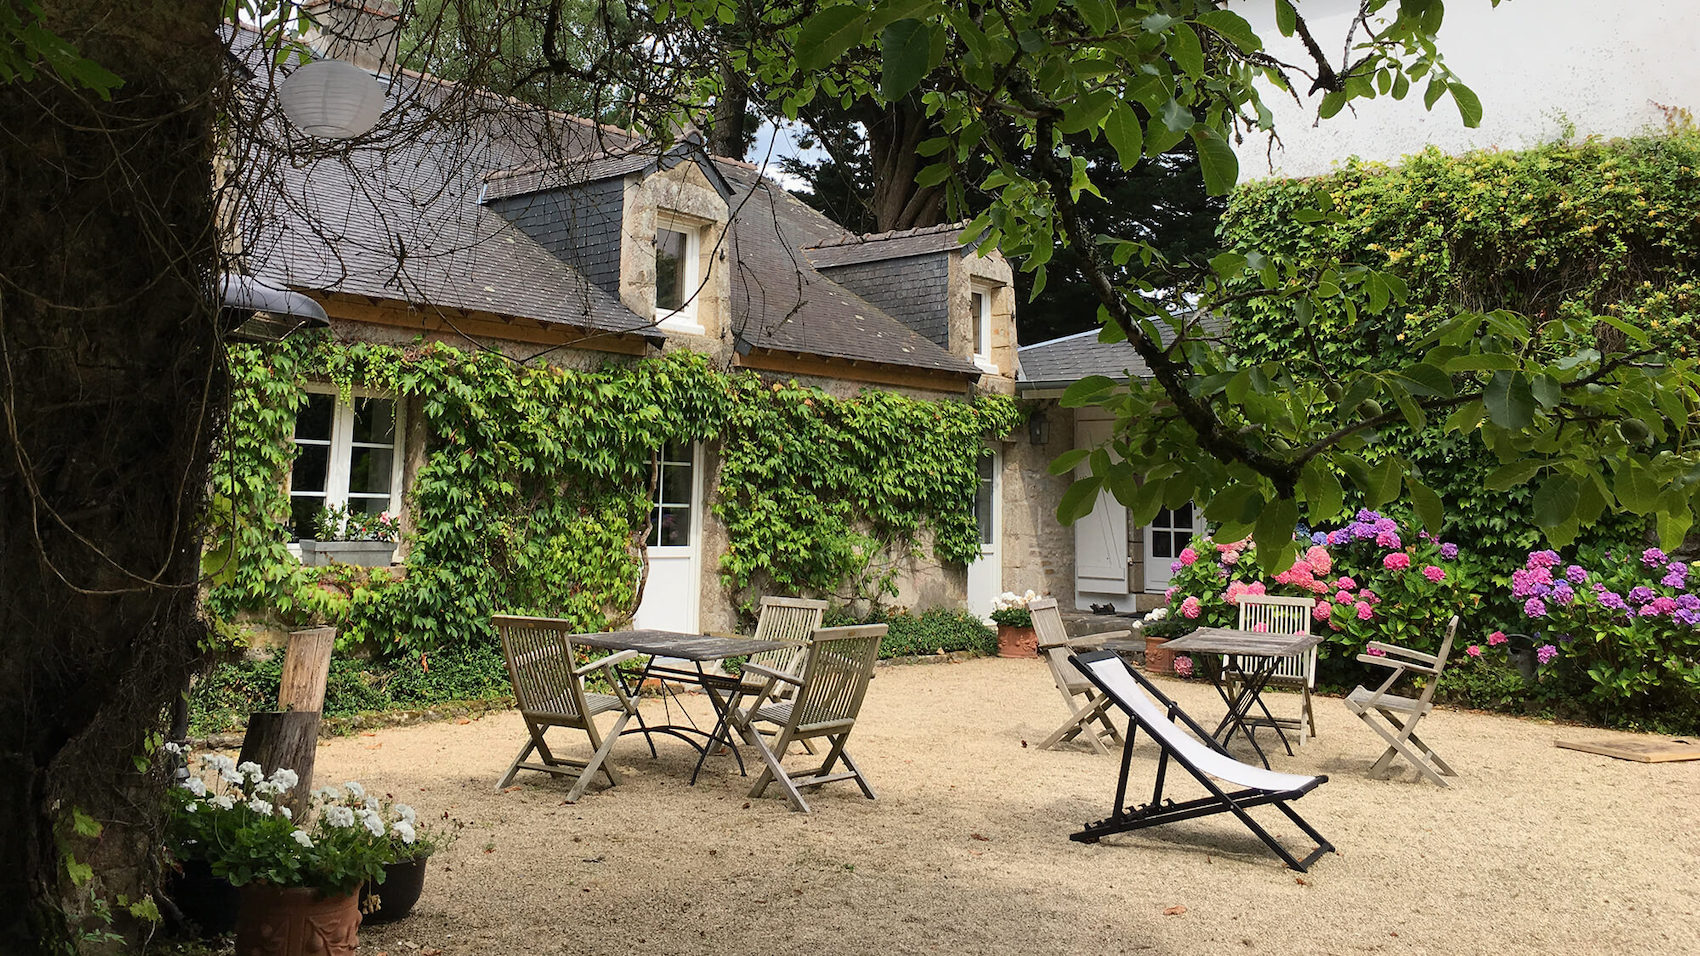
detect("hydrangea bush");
top-left (1158, 510), bottom-right (1476, 663)
top-left (1493, 546), bottom-right (1700, 716)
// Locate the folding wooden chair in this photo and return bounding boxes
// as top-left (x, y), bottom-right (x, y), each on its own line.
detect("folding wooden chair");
top-left (1068, 650), bottom-right (1335, 871)
top-left (731, 624), bottom-right (885, 812)
top-left (1233, 595), bottom-right (1320, 744)
top-left (1344, 615), bottom-right (1460, 787)
top-left (736, 596), bottom-right (829, 703)
top-left (492, 615), bottom-right (641, 801)
top-left (1031, 597), bottom-right (1127, 754)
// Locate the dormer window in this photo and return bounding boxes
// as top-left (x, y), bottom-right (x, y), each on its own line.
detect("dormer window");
top-left (971, 284), bottom-right (996, 371)
top-left (655, 212), bottom-right (703, 333)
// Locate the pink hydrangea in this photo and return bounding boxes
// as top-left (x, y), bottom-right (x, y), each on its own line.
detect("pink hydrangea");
top-left (1221, 550), bottom-right (1240, 565)
top-left (1247, 581), bottom-right (1266, 596)
top-left (1375, 531), bottom-right (1402, 549)
top-left (1335, 576), bottom-right (1357, 590)
top-left (1177, 548), bottom-right (1198, 567)
top-left (1312, 602), bottom-right (1332, 621)
top-left (1305, 546), bottom-right (1333, 575)
top-left (1172, 655), bottom-right (1195, 678)
top-left (1422, 565), bottom-right (1446, 583)
top-left (1354, 602), bottom-right (1374, 621)
top-left (1536, 644), bottom-right (1558, 665)
top-left (1383, 552), bottom-right (1412, 571)
top-left (1487, 631), bottom-right (1508, 646)
top-left (1252, 622), bottom-right (1269, 633)
top-left (1335, 589), bottom-right (1354, 604)
top-left (1180, 596), bottom-right (1202, 619)
top-left (1308, 580), bottom-right (1329, 595)
top-left (1366, 646), bottom-right (1385, 656)
top-left (1466, 645), bottom-right (1483, 658)
top-left (1359, 589), bottom-right (1379, 604)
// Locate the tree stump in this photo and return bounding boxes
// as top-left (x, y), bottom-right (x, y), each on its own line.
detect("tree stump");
top-left (237, 711), bottom-right (321, 817)
top-left (278, 625), bottom-right (335, 713)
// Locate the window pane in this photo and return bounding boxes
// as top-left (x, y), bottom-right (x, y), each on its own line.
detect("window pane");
top-left (290, 496), bottom-right (323, 541)
top-left (1173, 502), bottom-right (1193, 526)
top-left (656, 228), bottom-right (688, 311)
top-left (974, 454), bottom-right (995, 545)
top-left (346, 496), bottom-right (389, 516)
top-left (1173, 530), bottom-right (1193, 553)
top-left (971, 292), bottom-right (985, 354)
top-left (347, 447), bottom-right (394, 496)
top-left (660, 462), bottom-right (692, 507)
top-left (657, 505), bottom-right (691, 546)
top-left (294, 393), bottom-right (334, 441)
top-left (290, 443), bottom-right (329, 493)
top-left (351, 397), bottom-right (396, 444)
top-left (1152, 531), bottom-right (1172, 559)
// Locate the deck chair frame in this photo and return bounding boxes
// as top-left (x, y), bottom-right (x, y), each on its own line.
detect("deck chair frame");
top-left (493, 615), bottom-right (642, 801)
top-left (1031, 597), bottom-right (1126, 754)
top-left (1068, 650), bottom-right (1335, 871)
top-left (1345, 615), bottom-right (1460, 787)
top-left (732, 625), bottom-right (885, 813)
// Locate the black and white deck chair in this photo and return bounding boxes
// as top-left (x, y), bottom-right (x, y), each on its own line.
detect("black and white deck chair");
top-left (1067, 650), bottom-right (1335, 871)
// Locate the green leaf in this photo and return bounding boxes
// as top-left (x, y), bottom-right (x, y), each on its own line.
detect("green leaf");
top-left (1367, 457), bottom-right (1403, 508)
top-left (71, 808), bottom-right (103, 838)
top-left (880, 19), bottom-right (933, 100)
top-left (1484, 458), bottom-right (1545, 491)
top-left (1204, 482), bottom-right (1261, 524)
top-left (1407, 476), bottom-right (1444, 533)
top-left (795, 6), bottom-right (870, 73)
top-left (1193, 10), bottom-right (1260, 51)
top-left (1074, 0), bottom-right (1116, 34)
top-left (1057, 476), bottom-right (1103, 524)
top-left (1274, 0), bottom-right (1297, 36)
top-left (1160, 98), bottom-right (1194, 133)
top-left (1209, 251), bottom-right (1247, 279)
top-left (1254, 497), bottom-right (1300, 567)
top-left (1449, 81), bottom-right (1483, 128)
top-left (1533, 474), bottom-right (1580, 530)
top-left (1657, 509), bottom-right (1695, 551)
top-left (1104, 104), bottom-right (1145, 170)
top-left (1484, 371), bottom-right (1536, 429)
top-left (1060, 374), bottom-right (1117, 408)
top-left (1299, 459), bottom-right (1344, 523)
top-left (1166, 23), bottom-right (1204, 78)
top-left (1190, 127), bottom-right (1239, 195)
top-left (1047, 448), bottom-right (1090, 476)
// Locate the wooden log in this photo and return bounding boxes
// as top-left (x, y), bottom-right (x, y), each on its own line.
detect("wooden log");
top-left (239, 711), bottom-right (322, 818)
top-left (279, 626), bottom-right (336, 713)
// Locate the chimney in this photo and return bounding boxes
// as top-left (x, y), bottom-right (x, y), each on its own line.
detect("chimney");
top-left (302, 0), bottom-right (401, 75)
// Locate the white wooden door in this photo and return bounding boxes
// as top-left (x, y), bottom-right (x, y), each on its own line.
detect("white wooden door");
top-left (1073, 419), bottom-right (1129, 597)
top-left (634, 441), bottom-right (702, 632)
top-left (965, 448), bottom-right (1002, 621)
top-left (1143, 503), bottom-right (1204, 592)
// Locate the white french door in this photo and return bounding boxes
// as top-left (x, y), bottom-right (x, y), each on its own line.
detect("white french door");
top-left (965, 448), bottom-right (1002, 621)
top-left (634, 440), bottom-right (703, 632)
top-left (1073, 418), bottom-right (1130, 599)
top-left (1143, 503), bottom-right (1205, 592)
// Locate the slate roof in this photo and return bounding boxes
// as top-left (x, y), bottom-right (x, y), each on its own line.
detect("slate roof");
top-left (720, 168), bottom-right (980, 375)
top-left (1017, 312), bottom-right (1226, 388)
top-left (482, 139), bottom-right (733, 204)
top-left (803, 222), bottom-right (972, 269)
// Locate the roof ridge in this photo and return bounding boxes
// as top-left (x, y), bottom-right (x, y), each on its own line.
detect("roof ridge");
top-left (803, 220), bottom-right (971, 251)
top-left (1018, 327), bottom-right (1106, 350)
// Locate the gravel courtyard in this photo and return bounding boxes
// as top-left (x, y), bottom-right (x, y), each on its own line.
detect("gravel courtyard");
top-left (317, 656), bottom-right (1700, 955)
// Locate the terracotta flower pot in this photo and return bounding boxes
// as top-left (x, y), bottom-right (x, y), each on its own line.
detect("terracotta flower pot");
top-left (235, 884), bottom-right (361, 956)
top-left (996, 624), bottom-right (1038, 658)
top-left (359, 857), bottom-right (429, 924)
top-left (1145, 635), bottom-right (1176, 675)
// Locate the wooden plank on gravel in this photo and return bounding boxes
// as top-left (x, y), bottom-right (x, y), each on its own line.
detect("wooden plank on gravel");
top-left (1555, 737), bottom-right (1700, 763)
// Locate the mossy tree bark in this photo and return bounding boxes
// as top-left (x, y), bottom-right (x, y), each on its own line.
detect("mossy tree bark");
top-left (0, 0), bottom-right (225, 944)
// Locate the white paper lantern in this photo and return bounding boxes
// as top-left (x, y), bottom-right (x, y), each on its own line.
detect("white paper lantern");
top-left (278, 59), bottom-right (387, 139)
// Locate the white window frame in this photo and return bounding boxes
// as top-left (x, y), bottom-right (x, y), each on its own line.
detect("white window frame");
top-left (971, 282), bottom-right (997, 373)
top-left (287, 385), bottom-right (406, 551)
top-left (655, 212), bottom-right (705, 334)
top-left (1143, 503), bottom-right (1206, 592)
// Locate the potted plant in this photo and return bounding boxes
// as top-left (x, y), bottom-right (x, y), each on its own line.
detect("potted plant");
top-left (166, 753), bottom-right (393, 955)
top-left (299, 505), bottom-right (401, 567)
top-left (990, 590), bottom-right (1040, 658)
top-left (352, 788), bottom-right (456, 923)
top-left (1139, 606), bottom-right (1180, 675)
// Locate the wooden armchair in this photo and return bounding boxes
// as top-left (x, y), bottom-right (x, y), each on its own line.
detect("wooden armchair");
top-left (492, 615), bottom-right (641, 801)
top-left (1344, 616), bottom-right (1461, 786)
top-left (1032, 597), bottom-right (1128, 754)
top-left (1234, 595), bottom-right (1320, 743)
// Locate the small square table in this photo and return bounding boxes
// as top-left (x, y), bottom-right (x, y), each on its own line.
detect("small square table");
top-left (571, 630), bottom-right (794, 783)
top-left (1151, 627), bottom-right (1322, 768)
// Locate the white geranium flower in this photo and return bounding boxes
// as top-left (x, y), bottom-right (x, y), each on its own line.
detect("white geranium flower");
top-left (392, 820), bottom-right (416, 845)
top-left (202, 754), bottom-right (234, 773)
top-left (323, 806), bottom-right (356, 829)
top-left (280, 806), bottom-right (292, 820)
top-left (1023, 589), bottom-right (1037, 602)
top-left (180, 777), bottom-right (207, 797)
top-left (252, 780), bottom-right (281, 798)
top-left (343, 781), bottom-right (366, 800)
top-left (268, 768), bottom-right (299, 792)
top-left (248, 798), bottom-right (273, 817)
top-left (163, 741), bottom-right (183, 755)
top-left (184, 802), bottom-right (197, 813)
top-left (236, 761), bottom-right (264, 783)
top-left (291, 829), bottom-right (314, 848)
top-left (358, 808), bottom-right (385, 838)
top-left (312, 785), bottom-right (342, 802)
top-left (393, 803), bottom-right (417, 826)
top-left (210, 795), bottom-right (234, 811)
top-left (219, 766), bottom-right (242, 785)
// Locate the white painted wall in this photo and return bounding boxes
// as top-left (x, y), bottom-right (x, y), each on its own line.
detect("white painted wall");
top-left (1233, 0), bottom-right (1700, 180)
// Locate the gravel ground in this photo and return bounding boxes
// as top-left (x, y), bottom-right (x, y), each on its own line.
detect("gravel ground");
top-left (317, 656), bottom-right (1700, 956)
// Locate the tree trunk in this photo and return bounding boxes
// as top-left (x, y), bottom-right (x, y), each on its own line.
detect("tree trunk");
top-left (707, 54), bottom-right (749, 160)
top-left (0, 0), bottom-right (225, 945)
top-left (863, 99), bottom-right (946, 232)
top-left (239, 713), bottom-right (324, 820)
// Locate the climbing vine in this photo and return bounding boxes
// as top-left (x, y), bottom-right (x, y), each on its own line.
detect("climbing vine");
top-left (205, 334), bottom-right (1016, 657)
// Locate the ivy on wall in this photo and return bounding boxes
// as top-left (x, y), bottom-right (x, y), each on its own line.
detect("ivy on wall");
top-left (1218, 130), bottom-right (1700, 619)
top-left (205, 336), bottom-right (1017, 655)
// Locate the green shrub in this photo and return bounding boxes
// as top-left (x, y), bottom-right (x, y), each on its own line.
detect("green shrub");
top-left (824, 605), bottom-right (997, 658)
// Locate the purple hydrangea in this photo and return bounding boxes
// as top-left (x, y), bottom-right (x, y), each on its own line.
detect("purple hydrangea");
top-left (1528, 550), bottom-right (1562, 570)
top-left (1536, 644), bottom-right (1558, 665)
top-left (1642, 547), bottom-right (1668, 568)
top-left (1598, 591), bottom-right (1629, 611)
top-left (1551, 582), bottom-right (1576, 605)
top-left (1677, 609), bottom-right (1700, 627)
top-left (1678, 594), bottom-right (1700, 611)
top-left (1440, 542), bottom-right (1459, 560)
top-left (1564, 564), bottom-right (1588, 584)
top-left (1170, 560), bottom-right (1183, 573)
top-left (1524, 597), bottom-right (1548, 618)
top-left (1663, 570), bottom-right (1688, 588)
top-left (1311, 531), bottom-right (1329, 546)
top-left (1628, 586), bottom-right (1655, 606)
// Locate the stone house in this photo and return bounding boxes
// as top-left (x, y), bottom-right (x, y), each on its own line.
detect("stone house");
top-left (224, 12), bottom-right (1025, 635)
